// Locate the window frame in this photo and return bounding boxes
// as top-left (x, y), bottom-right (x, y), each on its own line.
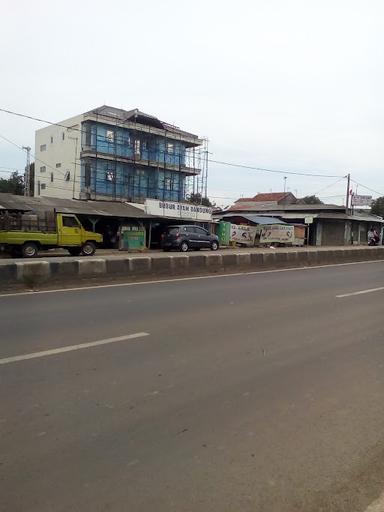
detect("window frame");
top-left (105, 170), bottom-right (116, 183)
top-left (106, 130), bottom-right (115, 143)
top-left (62, 216), bottom-right (80, 228)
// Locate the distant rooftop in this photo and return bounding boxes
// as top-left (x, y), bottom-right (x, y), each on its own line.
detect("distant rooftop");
top-left (252, 192), bottom-right (295, 202)
top-left (226, 202), bottom-right (345, 213)
top-left (83, 105), bottom-right (201, 144)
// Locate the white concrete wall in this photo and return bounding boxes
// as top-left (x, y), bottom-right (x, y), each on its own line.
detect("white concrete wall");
top-left (34, 114), bottom-right (83, 199)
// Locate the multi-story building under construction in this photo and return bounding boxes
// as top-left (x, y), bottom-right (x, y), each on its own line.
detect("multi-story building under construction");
top-left (34, 105), bottom-right (207, 203)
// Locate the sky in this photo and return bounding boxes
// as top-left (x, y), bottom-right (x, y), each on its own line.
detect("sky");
top-left (1, 0), bottom-right (383, 207)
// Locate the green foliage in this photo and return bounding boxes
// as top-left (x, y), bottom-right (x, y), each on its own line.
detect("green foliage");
top-left (187, 192), bottom-right (215, 207)
top-left (301, 195), bottom-right (323, 205)
top-left (371, 196), bottom-right (384, 217)
top-left (0, 171), bottom-right (24, 195)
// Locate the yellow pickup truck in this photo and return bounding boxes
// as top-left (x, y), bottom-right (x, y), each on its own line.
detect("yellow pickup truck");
top-left (0, 212), bottom-right (103, 258)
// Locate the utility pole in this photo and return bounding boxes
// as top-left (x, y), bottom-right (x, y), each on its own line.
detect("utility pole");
top-left (345, 173), bottom-right (351, 214)
top-left (283, 176), bottom-right (287, 193)
top-left (22, 146), bottom-right (31, 196)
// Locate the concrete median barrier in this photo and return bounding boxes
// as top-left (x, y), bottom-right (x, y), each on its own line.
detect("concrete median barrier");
top-left (0, 246), bottom-right (383, 291)
top-left (222, 254), bottom-right (239, 267)
top-left (171, 255), bottom-right (190, 273)
top-left (188, 254), bottom-right (206, 268)
top-left (151, 256), bottom-right (173, 272)
top-left (78, 259), bottom-right (106, 275)
top-left (238, 253), bottom-right (251, 266)
top-left (0, 263), bottom-right (17, 286)
top-left (129, 257), bottom-right (151, 273)
top-left (50, 260), bottom-right (80, 276)
top-left (204, 254), bottom-right (222, 268)
top-left (105, 257), bottom-right (130, 275)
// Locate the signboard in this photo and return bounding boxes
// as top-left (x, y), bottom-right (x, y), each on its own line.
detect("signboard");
top-left (145, 199), bottom-right (213, 221)
top-left (351, 194), bottom-right (372, 207)
top-left (304, 216), bottom-right (314, 224)
top-left (230, 224), bottom-right (257, 246)
top-left (259, 225), bottom-right (294, 244)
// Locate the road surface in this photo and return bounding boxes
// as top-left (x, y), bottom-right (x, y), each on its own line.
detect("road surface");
top-left (1, 261), bottom-right (384, 511)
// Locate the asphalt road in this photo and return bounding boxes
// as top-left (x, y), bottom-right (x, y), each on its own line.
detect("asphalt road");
top-left (1, 261), bottom-right (384, 512)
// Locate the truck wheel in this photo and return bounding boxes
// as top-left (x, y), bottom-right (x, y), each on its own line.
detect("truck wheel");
top-left (22, 242), bottom-right (38, 258)
top-left (81, 241), bottom-right (96, 256)
top-left (68, 247), bottom-right (82, 256)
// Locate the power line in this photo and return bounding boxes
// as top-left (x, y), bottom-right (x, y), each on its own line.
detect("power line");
top-left (0, 106), bottom-right (349, 180)
top-left (350, 179), bottom-right (384, 197)
top-left (0, 166), bottom-right (24, 172)
top-left (1, 106), bottom-right (384, 199)
top-left (208, 159), bottom-right (343, 178)
top-left (0, 131), bottom-right (73, 181)
top-left (312, 176), bottom-right (346, 196)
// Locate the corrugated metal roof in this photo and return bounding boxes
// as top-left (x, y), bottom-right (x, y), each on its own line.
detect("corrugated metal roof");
top-left (0, 193), bottom-right (152, 218)
top-left (226, 203), bottom-right (345, 213)
top-left (218, 213), bottom-right (287, 225)
top-left (260, 212), bottom-right (384, 224)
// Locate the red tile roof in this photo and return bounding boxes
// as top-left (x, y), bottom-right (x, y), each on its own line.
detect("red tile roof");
top-left (252, 192), bottom-right (291, 202)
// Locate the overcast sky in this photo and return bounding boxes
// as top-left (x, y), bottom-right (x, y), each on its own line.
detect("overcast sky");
top-left (1, 0), bottom-right (383, 206)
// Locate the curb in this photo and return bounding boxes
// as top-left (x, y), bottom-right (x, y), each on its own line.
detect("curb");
top-left (1, 247), bottom-right (383, 290)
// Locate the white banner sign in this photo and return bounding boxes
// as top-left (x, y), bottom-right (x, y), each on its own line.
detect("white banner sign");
top-left (230, 224), bottom-right (257, 246)
top-left (145, 199), bottom-right (213, 221)
top-left (351, 194), bottom-right (372, 206)
top-left (260, 225), bottom-right (294, 244)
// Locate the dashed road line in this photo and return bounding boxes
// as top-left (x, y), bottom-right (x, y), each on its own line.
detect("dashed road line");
top-left (336, 286), bottom-right (384, 298)
top-left (0, 332), bottom-right (149, 365)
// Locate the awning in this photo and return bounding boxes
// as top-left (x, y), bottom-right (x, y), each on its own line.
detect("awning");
top-left (0, 193), bottom-right (153, 219)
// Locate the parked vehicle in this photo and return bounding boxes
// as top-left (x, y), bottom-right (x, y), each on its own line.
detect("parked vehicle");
top-left (161, 225), bottom-right (219, 252)
top-left (0, 211), bottom-right (103, 258)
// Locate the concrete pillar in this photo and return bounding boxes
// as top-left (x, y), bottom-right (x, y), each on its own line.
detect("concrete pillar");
top-left (315, 221), bottom-right (322, 246)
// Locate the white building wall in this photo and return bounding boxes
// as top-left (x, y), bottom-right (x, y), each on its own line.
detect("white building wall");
top-left (34, 114), bottom-right (83, 199)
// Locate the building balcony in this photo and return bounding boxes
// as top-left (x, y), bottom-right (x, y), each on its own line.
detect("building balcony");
top-left (80, 148), bottom-right (201, 176)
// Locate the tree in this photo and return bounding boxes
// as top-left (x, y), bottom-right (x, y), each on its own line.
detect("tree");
top-left (187, 192), bottom-right (215, 207)
top-left (371, 196), bottom-right (384, 217)
top-left (301, 195), bottom-right (323, 205)
top-left (0, 171), bottom-right (24, 195)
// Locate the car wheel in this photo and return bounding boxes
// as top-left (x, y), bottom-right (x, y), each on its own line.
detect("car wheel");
top-left (211, 241), bottom-right (219, 251)
top-left (180, 241), bottom-right (189, 252)
top-left (81, 241), bottom-right (96, 256)
top-left (22, 242), bottom-right (38, 258)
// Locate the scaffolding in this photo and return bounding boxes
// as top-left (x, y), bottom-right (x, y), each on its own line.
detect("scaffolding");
top-left (79, 107), bottom-right (208, 205)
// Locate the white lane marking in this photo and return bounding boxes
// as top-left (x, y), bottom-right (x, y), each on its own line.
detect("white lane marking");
top-left (364, 491), bottom-right (384, 511)
top-left (0, 332), bottom-right (149, 366)
top-left (0, 259), bottom-right (383, 299)
top-left (336, 286), bottom-right (384, 298)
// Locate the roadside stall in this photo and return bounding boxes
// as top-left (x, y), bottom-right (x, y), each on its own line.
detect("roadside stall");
top-left (259, 224), bottom-right (305, 247)
top-left (215, 214), bottom-right (304, 247)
